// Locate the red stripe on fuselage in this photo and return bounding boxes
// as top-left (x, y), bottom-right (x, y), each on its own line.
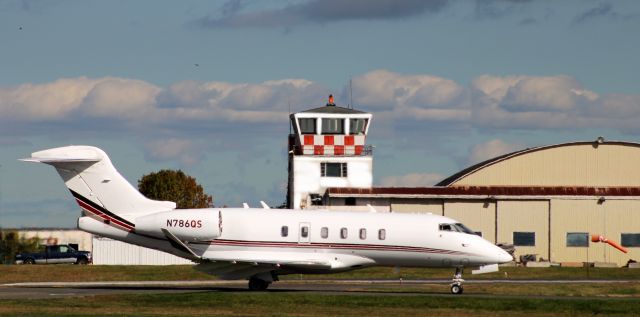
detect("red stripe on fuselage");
top-left (75, 198), bottom-right (134, 231)
top-left (203, 239), bottom-right (468, 256)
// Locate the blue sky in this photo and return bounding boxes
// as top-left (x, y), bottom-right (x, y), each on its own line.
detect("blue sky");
top-left (1, 0), bottom-right (639, 227)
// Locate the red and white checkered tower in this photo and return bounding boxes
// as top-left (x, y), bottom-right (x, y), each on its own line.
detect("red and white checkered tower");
top-left (287, 95), bottom-right (373, 209)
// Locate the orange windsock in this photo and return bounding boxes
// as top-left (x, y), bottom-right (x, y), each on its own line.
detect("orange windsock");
top-left (591, 234), bottom-right (628, 254)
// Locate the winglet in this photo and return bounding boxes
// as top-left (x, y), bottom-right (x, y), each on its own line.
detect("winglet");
top-left (260, 201), bottom-right (270, 209)
top-left (367, 204), bottom-right (377, 213)
top-left (242, 203), bottom-right (250, 209)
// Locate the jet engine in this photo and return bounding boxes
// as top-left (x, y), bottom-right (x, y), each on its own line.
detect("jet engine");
top-left (135, 209), bottom-right (222, 241)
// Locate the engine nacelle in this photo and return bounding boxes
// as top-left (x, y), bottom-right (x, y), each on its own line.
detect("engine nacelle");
top-left (135, 209), bottom-right (222, 241)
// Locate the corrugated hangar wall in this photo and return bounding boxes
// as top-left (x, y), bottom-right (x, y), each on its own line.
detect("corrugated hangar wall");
top-left (92, 237), bottom-right (194, 265)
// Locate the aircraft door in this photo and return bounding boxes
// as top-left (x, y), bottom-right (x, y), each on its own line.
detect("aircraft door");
top-left (298, 222), bottom-right (311, 244)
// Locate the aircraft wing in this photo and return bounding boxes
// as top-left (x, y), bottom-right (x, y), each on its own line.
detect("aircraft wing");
top-left (194, 251), bottom-right (374, 280)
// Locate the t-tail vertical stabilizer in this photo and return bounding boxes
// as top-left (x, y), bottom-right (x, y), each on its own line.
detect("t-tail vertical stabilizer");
top-left (21, 146), bottom-right (176, 226)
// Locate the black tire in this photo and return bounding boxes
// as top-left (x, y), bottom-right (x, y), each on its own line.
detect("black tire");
top-left (76, 257), bottom-right (88, 265)
top-left (23, 258), bottom-right (35, 265)
top-left (248, 278), bottom-right (270, 291)
top-left (450, 284), bottom-right (463, 295)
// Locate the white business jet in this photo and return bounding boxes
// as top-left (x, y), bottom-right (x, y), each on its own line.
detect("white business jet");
top-left (22, 146), bottom-right (513, 294)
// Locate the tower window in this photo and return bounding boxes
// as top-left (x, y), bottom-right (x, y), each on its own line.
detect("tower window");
top-left (321, 118), bottom-right (344, 134)
top-left (321, 162), bottom-right (347, 177)
top-left (299, 118), bottom-right (316, 134)
top-left (349, 118), bottom-right (368, 135)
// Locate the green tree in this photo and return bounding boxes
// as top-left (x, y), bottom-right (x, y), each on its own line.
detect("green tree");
top-left (138, 169), bottom-right (213, 209)
top-left (0, 229), bottom-right (40, 264)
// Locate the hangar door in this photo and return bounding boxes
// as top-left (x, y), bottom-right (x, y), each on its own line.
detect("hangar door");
top-left (444, 201), bottom-right (496, 243)
top-left (497, 200), bottom-right (549, 261)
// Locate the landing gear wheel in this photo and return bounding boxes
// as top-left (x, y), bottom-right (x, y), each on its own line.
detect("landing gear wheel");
top-left (248, 277), bottom-right (270, 291)
top-left (23, 258), bottom-right (35, 265)
top-left (450, 283), bottom-right (463, 294)
top-left (450, 267), bottom-right (464, 295)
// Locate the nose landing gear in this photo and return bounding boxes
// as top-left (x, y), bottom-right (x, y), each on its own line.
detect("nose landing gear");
top-left (450, 267), bottom-right (464, 294)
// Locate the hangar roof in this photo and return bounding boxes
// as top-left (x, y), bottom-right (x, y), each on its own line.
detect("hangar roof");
top-left (435, 140), bottom-right (640, 187)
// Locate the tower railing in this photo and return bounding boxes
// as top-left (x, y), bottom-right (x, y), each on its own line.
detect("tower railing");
top-left (289, 145), bottom-right (373, 156)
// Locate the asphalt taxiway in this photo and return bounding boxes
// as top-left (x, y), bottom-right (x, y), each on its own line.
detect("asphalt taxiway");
top-left (1, 279), bottom-right (638, 300)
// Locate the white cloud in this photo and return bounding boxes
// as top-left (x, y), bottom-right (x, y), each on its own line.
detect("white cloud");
top-left (468, 74), bottom-right (640, 130)
top-left (143, 138), bottom-right (204, 166)
top-left (468, 139), bottom-right (524, 165)
top-left (82, 78), bottom-right (161, 118)
top-left (352, 69), bottom-right (470, 122)
top-left (379, 173), bottom-right (445, 187)
top-left (3, 71), bottom-right (640, 148)
top-left (0, 77), bottom-right (99, 120)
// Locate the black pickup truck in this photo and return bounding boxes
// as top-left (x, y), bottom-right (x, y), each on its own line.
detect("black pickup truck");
top-left (15, 244), bottom-right (92, 265)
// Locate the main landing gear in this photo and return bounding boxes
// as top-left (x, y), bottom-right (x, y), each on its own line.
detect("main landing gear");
top-left (248, 277), bottom-right (271, 291)
top-left (450, 267), bottom-right (464, 295)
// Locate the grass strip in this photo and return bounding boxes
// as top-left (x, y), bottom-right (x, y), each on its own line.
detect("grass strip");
top-left (1, 291), bottom-right (639, 316)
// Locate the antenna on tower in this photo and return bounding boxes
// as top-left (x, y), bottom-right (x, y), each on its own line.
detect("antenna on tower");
top-left (288, 96), bottom-right (292, 134)
top-left (349, 77), bottom-right (353, 109)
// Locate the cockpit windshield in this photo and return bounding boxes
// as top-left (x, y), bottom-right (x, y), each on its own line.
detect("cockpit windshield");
top-left (439, 223), bottom-right (476, 235)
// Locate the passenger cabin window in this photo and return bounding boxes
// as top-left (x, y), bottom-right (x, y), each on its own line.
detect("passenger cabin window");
top-left (378, 229), bottom-right (386, 240)
top-left (439, 223), bottom-right (475, 234)
top-left (349, 118), bottom-right (368, 135)
top-left (299, 118), bottom-right (316, 134)
top-left (321, 227), bottom-right (329, 239)
top-left (340, 228), bottom-right (348, 239)
top-left (301, 226), bottom-right (309, 238)
top-left (281, 226), bottom-right (289, 237)
top-left (322, 118), bottom-right (344, 134)
top-left (359, 228), bottom-right (367, 240)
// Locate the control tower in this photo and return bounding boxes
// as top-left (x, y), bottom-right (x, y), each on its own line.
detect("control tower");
top-left (287, 96), bottom-right (373, 209)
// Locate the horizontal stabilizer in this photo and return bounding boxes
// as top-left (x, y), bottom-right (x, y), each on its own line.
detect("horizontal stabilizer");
top-left (21, 157), bottom-right (100, 163)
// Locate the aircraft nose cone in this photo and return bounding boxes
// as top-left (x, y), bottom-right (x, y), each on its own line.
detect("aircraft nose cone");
top-left (496, 248), bottom-right (514, 264)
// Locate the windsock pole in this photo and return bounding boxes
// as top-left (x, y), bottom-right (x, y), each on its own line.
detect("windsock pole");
top-left (591, 234), bottom-right (628, 254)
